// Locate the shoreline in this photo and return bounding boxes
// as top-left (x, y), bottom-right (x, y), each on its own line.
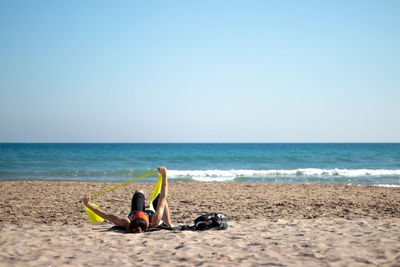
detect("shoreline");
top-left (1, 178), bottom-right (400, 187)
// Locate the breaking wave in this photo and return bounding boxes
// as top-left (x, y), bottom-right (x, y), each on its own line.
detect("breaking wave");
top-left (168, 169), bottom-right (400, 185)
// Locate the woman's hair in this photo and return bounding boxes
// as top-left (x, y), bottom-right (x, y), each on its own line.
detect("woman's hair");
top-left (129, 218), bottom-right (148, 233)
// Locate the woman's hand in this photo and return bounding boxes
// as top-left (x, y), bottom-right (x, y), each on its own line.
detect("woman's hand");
top-left (157, 166), bottom-right (167, 177)
top-left (82, 195), bottom-right (91, 206)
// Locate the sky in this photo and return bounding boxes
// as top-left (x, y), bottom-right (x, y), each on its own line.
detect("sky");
top-left (0, 0), bottom-right (399, 142)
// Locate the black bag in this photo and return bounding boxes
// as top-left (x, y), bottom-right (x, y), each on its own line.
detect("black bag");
top-left (194, 213), bottom-right (228, 231)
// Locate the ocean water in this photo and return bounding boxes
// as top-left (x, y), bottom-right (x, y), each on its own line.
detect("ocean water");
top-left (0, 143), bottom-right (399, 186)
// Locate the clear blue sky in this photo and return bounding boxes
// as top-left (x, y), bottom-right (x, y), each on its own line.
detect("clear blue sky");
top-left (1, 0), bottom-right (399, 142)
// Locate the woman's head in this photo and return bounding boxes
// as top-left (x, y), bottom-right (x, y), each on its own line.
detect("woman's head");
top-left (129, 212), bottom-right (149, 233)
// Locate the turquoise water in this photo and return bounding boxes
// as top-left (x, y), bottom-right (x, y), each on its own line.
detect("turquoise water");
top-left (0, 143), bottom-right (399, 186)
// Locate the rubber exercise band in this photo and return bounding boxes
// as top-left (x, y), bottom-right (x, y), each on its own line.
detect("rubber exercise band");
top-left (83, 170), bottom-right (160, 224)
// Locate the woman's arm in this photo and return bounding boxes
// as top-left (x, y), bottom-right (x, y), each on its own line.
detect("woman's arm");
top-left (82, 196), bottom-right (130, 229)
top-left (151, 166), bottom-right (168, 226)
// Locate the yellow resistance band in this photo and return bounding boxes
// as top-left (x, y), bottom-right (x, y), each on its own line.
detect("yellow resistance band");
top-left (149, 174), bottom-right (163, 211)
top-left (90, 170), bottom-right (158, 199)
top-left (83, 170), bottom-right (158, 224)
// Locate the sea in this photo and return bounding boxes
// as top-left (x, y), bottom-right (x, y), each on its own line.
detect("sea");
top-left (0, 143), bottom-right (399, 186)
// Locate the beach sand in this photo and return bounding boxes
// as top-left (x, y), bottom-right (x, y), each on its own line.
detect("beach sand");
top-left (1, 181), bottom-right (400, 266)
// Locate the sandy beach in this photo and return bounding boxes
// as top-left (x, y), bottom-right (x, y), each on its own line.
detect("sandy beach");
top-left (1, 181), bottom-right (400, 266)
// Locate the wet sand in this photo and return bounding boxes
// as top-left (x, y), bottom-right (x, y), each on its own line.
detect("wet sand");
top-left (1, 181), bottom-right (400, 266)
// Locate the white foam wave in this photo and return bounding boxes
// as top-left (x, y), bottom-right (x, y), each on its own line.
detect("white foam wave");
top-left (376, 184), bottom-right (400, 188)
top-left (168, 169), bottom-right (400, 182)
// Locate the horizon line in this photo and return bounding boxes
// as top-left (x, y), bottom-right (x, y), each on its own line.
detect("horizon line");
top-left (1, 142), bottom-right (399, 144)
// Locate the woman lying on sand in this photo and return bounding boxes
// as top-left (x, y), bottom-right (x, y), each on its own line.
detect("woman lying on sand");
top-left (82, 166), bottom-right (171, 233)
